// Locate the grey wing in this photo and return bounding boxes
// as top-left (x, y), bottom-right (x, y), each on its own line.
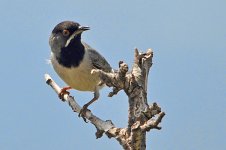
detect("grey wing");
top-left (83, 43), bottom-right (112, 72)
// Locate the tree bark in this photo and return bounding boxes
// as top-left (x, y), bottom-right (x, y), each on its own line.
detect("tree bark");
top-left (45, 48), bottom-right (165, 150)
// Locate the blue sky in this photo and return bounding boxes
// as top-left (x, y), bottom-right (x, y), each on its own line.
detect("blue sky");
top-left (0, 0), bottom-right (225, 149)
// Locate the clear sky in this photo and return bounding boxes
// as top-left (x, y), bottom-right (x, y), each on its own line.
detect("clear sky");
top-left (0, 0), bottom-right (225, 149)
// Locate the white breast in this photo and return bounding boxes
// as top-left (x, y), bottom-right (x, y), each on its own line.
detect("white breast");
top-left (50, 52), bottom-right (100, 91)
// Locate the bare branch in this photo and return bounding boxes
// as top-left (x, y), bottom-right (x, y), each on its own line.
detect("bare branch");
top-left (45, 74), bottom-right (115, 138)
top-left (140, 112), bottom-right (166, 131)
top-left (45, 48), bottom-right (165, 150)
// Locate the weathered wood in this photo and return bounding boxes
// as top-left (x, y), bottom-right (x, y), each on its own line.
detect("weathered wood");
top-left (45, 48), bottom-right (165, 150)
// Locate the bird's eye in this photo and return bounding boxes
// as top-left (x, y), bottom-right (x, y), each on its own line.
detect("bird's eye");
top-left (62, 30), bottom-right (70, 36)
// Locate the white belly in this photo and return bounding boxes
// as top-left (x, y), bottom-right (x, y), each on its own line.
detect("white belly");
top-left (50, 53), bottom-right (100, 91)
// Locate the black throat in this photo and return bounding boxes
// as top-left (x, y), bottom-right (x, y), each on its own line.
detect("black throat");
top-left (56, 36), bottom-right (85, 68)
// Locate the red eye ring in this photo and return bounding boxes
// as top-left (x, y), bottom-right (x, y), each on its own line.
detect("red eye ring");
top-left (62, 29), bottom-right (70, 36)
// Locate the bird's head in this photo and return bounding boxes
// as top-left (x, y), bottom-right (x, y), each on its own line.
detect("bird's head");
top-left (49, 21), bottom-right (89, 53)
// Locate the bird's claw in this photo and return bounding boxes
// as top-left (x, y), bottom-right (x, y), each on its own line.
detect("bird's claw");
top-left (58, 86), bottom-right (71, 100)
top-left (78, 104), bottom-right (89, 123)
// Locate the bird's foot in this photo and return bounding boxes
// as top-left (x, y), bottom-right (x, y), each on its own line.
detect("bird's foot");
top-left (58, 86), bottom-right (71, 100)
top-left (78, 104), bottom-right (90, 123)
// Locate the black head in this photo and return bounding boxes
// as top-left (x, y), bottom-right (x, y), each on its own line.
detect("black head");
top-left (49, 21), bottom-right (89, 50)
top-left (52, 21), bottom-right (80, 32)
top-left (52, 21), bottom-right (80, 37)
top-left (49, 21), bottom-right (90, 68)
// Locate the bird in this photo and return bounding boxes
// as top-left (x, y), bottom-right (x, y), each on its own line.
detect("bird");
top-left (49, 21), bottom-right (112, 120)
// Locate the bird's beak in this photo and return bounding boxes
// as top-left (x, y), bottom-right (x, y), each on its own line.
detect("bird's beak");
top-left (65, 26), bottom-right (90, 47)
top-left (78, 26), bottom-right (90, 32)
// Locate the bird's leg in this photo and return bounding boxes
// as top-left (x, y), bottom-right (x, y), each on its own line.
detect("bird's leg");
top-left (58, 86), bottom-right (72, 100)
top-left (79, 88), bottom-right (100, 122)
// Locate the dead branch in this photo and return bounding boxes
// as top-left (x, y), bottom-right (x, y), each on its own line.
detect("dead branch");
top-left (45, 48), bottom-right (165, 150)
